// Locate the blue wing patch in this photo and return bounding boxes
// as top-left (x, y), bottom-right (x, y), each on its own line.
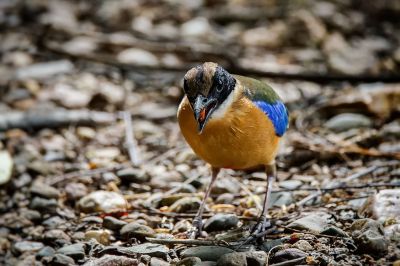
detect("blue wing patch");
top-left (253, 100), bottom-right (289, 137)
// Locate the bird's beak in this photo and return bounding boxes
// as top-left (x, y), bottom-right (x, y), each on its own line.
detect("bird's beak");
top-left (193, 94), bottom-right (217, 134)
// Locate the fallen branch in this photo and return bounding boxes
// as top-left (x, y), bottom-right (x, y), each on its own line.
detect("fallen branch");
top-left (0, 109), bottom-right (116, 131)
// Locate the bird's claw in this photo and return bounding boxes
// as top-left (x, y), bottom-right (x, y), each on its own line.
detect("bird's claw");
top-left (242, 217), bottom-right (271, 245)
top-left (187, 217), bottom-right (202, 239)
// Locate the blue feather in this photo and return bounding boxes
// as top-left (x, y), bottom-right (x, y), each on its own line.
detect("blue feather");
top-left (253, 100), bottom-right (289, 137)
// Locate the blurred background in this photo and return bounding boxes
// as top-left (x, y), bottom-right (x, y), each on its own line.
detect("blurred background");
top-left (1, 0), bottom-right (400, 265)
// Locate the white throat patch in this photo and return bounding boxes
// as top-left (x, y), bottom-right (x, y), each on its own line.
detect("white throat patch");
top-left (209, 86), bottom-right (238, 120)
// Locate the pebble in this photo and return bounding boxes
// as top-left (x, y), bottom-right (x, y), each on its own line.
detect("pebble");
top-left (102, 216), bottom-right (127, 231)
top-left (320, 226), bottom-right (349, 237)
top-left (13, 241), bottom-right (44, 254)
top-left (150, 257), bottom-right (170, 266)
top-left (215, 228), bottom-right (250, 242)
top-left (181, 246), bottom-right (234, 261)
top-left (36, 246), bottom-right (55, 260)
top-left (269, 192), bottom-right (294, 208)
top-left (30, 182), bottom-right (60, 199)
top-left (212, 179), bottom-right (240, 194)
top-left (120, 222), bottom-right (155, 239)
top-left (272, 248), bottom-right (307, 264)
top-left (78, 190), bottom-right (127, 213)
top-left (117, 168), bottom-right (150, 183)
top-left (287, 212), bottom-right (331, 233)
top-left (169, 197), bottom-right (201, 213)
top-left (85, 229), bottom-right (110, 245)
top-left (204, 214), bottom-right (239, 232)
top-left (293, 240), bottom-right (313, 251)
top-left (117, 48), bottom-right (159, 66)
top-left (57, 243), bottom-right (85, 260)
top-left (384, 224), bottom-right (400, 242)
top-left (371, 189), bottom-right (400, 222)
top-left (216, 252), bottom-right (247, 266)
top-left (181, 17), bottom-right (213, 39)
top-left (30, 197), bottom-right (58, 212)
top-left (120, 243), bottom-right (169, 258)
top-left (279, 180), bottom-right (303, 190)
top-left (245, 251), bottom-right (268, 266)
top-left (65, 182), bottom-right (88, 201)
top-left (177, 257), bottom-right (202, 266)
top-left (325, 113), bottom-right (372, 132)
top-left (216, 193), bottom-right (235, 204)
top-left (43, 229), bottom-right (71, 243)
top-left (83, 255), bottom-right (139, 266)
top-left (0, 151), bottom-right (13, 185)
top-left (15, 60), bottom-right (74, 80)
top-left (52, 253), bottom-right (75, 266)
top-left (350, 218), bottom-right (388, 255)
top-left (82, 216), bottom-right (103, 224)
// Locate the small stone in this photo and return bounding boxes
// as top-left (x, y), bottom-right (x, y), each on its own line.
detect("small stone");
top-left (85, 230), bottom-right (110, 245)
top-left (150, 257), bottom-right (170, 266)
top-left (78, 190), bottom-right (127, 213)
top-left (181, 246), bottom-right (234, 261)
top-left (117, 48), bottom-right (159, 66)
top-left (212, 179), bottom-right (240, 194)
top-left (293, 240), bottom-right (313, 251)
top-left (36, 246), bottom-right (55, 260)
top-left (269, 192), bottom-right (294, 208)
top-left (52, 253), bottom-right (75, 266)
top-left (350, 218), bottom-right (388, 255)
top-left (82, 216), bottom-right (103, 224)
top-left (241, 22), bottom-right (287, 49)
top-left (181, 17), bottom-right (213, 39)
top-left (272, 248), bottom-right (307, 264)
top-left (119, 243), bottom-right (169, 258)
top-left (65, 183), bottom-right (88, 201)
top-left (320, 226), bottom-right (349, 237)
top-left (372, 189), bottom-right (400, 223)
top-left (30, 182), bottom-right (60, 199)
top-left (279, 180), bottom-right (302, 190)
top-left (13, 241), bottom-right (44, 254)
top-left (244, 251), bottom-right (267, 266)
top-left (169, 197), bottom-right (201, 213)
top-left (287, 212), bottom-right (331, 233)
top-left (216, 193), bottom-right (235, 204)
top-left (103, 216), bottom-right (127, 231)
top-left (177, 257), bottom-right (202, 266)
top-left (0, 151), bottom-right (13, 185)
top-left (384, 224), bottom-right (400, 242)
top-left (43, 229), bottom-right (71, 243)
top-left (120, 222), bottom-right (155, 239)
top-left (22, 209), bottom-right (41, 222)
top-left (83, 255), bottom-right (139, 266)
top-left (117, 168), bottom-right (150, 183)
top-left (325, 113), bottom-right (372, 132)
top-left (204, 214), bottom-right (239, 232)
top-left (216, 252), bottom-right (247, 266)
top-left (30, 197), bottom-right (58, 212)
top-left (215, 229), bottom-right (250, 242)
top-left (15, 60), bottom-right (74, 80)
top-left (57, 243), bottom-right (85, 260)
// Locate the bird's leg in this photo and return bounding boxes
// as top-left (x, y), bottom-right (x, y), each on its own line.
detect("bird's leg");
top-left (188, 167), bottom-right (220, 239)
top-left (247, 163), bottom-right (276, 243)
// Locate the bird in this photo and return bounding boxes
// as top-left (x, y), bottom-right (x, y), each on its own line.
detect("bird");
top-left (177, 62), bottom-right (289, 240)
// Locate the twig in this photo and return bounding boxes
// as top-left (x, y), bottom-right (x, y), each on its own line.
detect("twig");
top-left (296, 190), bottom-right (322, 207)
top-left (145, 237), bottom-right (231, 247)
top-left (163, 174), bottom-right (201, 196)
top-left (343, 165), bottom-right (379, 182)
top-left (0, 109), bottom-right (116, 132)
top-left (121, 111), bottom-right (141, 166)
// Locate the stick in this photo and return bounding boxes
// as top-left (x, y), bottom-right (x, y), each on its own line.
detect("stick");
top-left (0, 109), bottom-right (116, 131)
top-left (121, 111), bottom-right (140, 166)
top-left (145, 237), bottom-right (231, 247)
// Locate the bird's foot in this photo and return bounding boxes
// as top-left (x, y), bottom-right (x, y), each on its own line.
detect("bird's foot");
top-left (187, 216), bottom-right (202, 239)
top-left (242, 216), bottom-right (271, 245)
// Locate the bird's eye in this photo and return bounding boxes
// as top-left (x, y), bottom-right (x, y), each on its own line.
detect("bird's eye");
top-left (216, 86), bottom-right (223, 92)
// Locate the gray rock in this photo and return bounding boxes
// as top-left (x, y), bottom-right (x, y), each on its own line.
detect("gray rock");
top-left (245, 251), bottom-right (267, 266)
top-left (216, 252), bottom-right (247, 266)
top-left (272, 248), bottom-right (307, 263)
top-left (204, 214), bottom-right (239, 232)
top-left (13, 241), bottom-right (44, 254)
top-left (30, 197), bottom-right (58, 212)
top-left (0, 151), bottom-right (13, 185)
top-left (82, 216), bottom-right (103, 224)
top-left (181, 246), bottom-right (234, 261)
top-left (325, 113), bottom-right (372, 132)
top-left (215, 228), bottom-right (250, 242)
top-left (117, 48), bottom-right (159, 66)
top-left (169, 197), bottom-right (201, 213)
top-left (43, 229), bottom-right (71, 243)
top-left (371, 189), bottom-right (400, 222)
top-left (216, 193), bottom-right (235, 204)
top-left (269, 192), bottom-right (294, 207)
top-left (36, 246), bottom-right (55, 260)
top-left (350, 218), bottom-right (388, 255)
top-left (120, 222), bottom-right (155, 239)
top-left (177, 257), bottom-right (202, 266)
top-left (65, 183), bottom-right (87, 201)
top-left (117, 168), bottom-right (150, 183)
top-left (150, 257), bottom-right (170, 266)
top-left (30, 182), bottom-right (60, 199)
top-left (15, 60), bottom-right (74, 80)
top-left (320, 226), bottom-right (349, 237)
top-left (22, 209), bottom-right (41, 222)
top-left (292, 240), bottom-right (313, 251)
top-left (119, 243), bottom-right (169, 258)
top-left (103, 216), bottom-right (127, 231)
top-left (78, 190), bottom-right (127, 213)
top-left (57, 243), bottom-right (85, 260)
top-left (52, 253), bottom-right (75, 266)
top-left (279, 180), bottom-right (302, 190)
top-left (287, 212), bottom-right (332, 233)
top-left (83, 255), bottom-right (139, 266)
top-left (212, 179), bottom-right (240, 194)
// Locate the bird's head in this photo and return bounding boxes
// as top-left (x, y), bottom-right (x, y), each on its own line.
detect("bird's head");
top-left (183, 62), bottom-right (236, 133)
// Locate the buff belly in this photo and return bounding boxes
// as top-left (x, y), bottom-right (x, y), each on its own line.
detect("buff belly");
top-left (178, 97), bottom-right (280, 169)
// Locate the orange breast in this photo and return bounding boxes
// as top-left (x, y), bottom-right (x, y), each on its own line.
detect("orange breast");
top-left (177, 96), bottom-right (280, 169)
